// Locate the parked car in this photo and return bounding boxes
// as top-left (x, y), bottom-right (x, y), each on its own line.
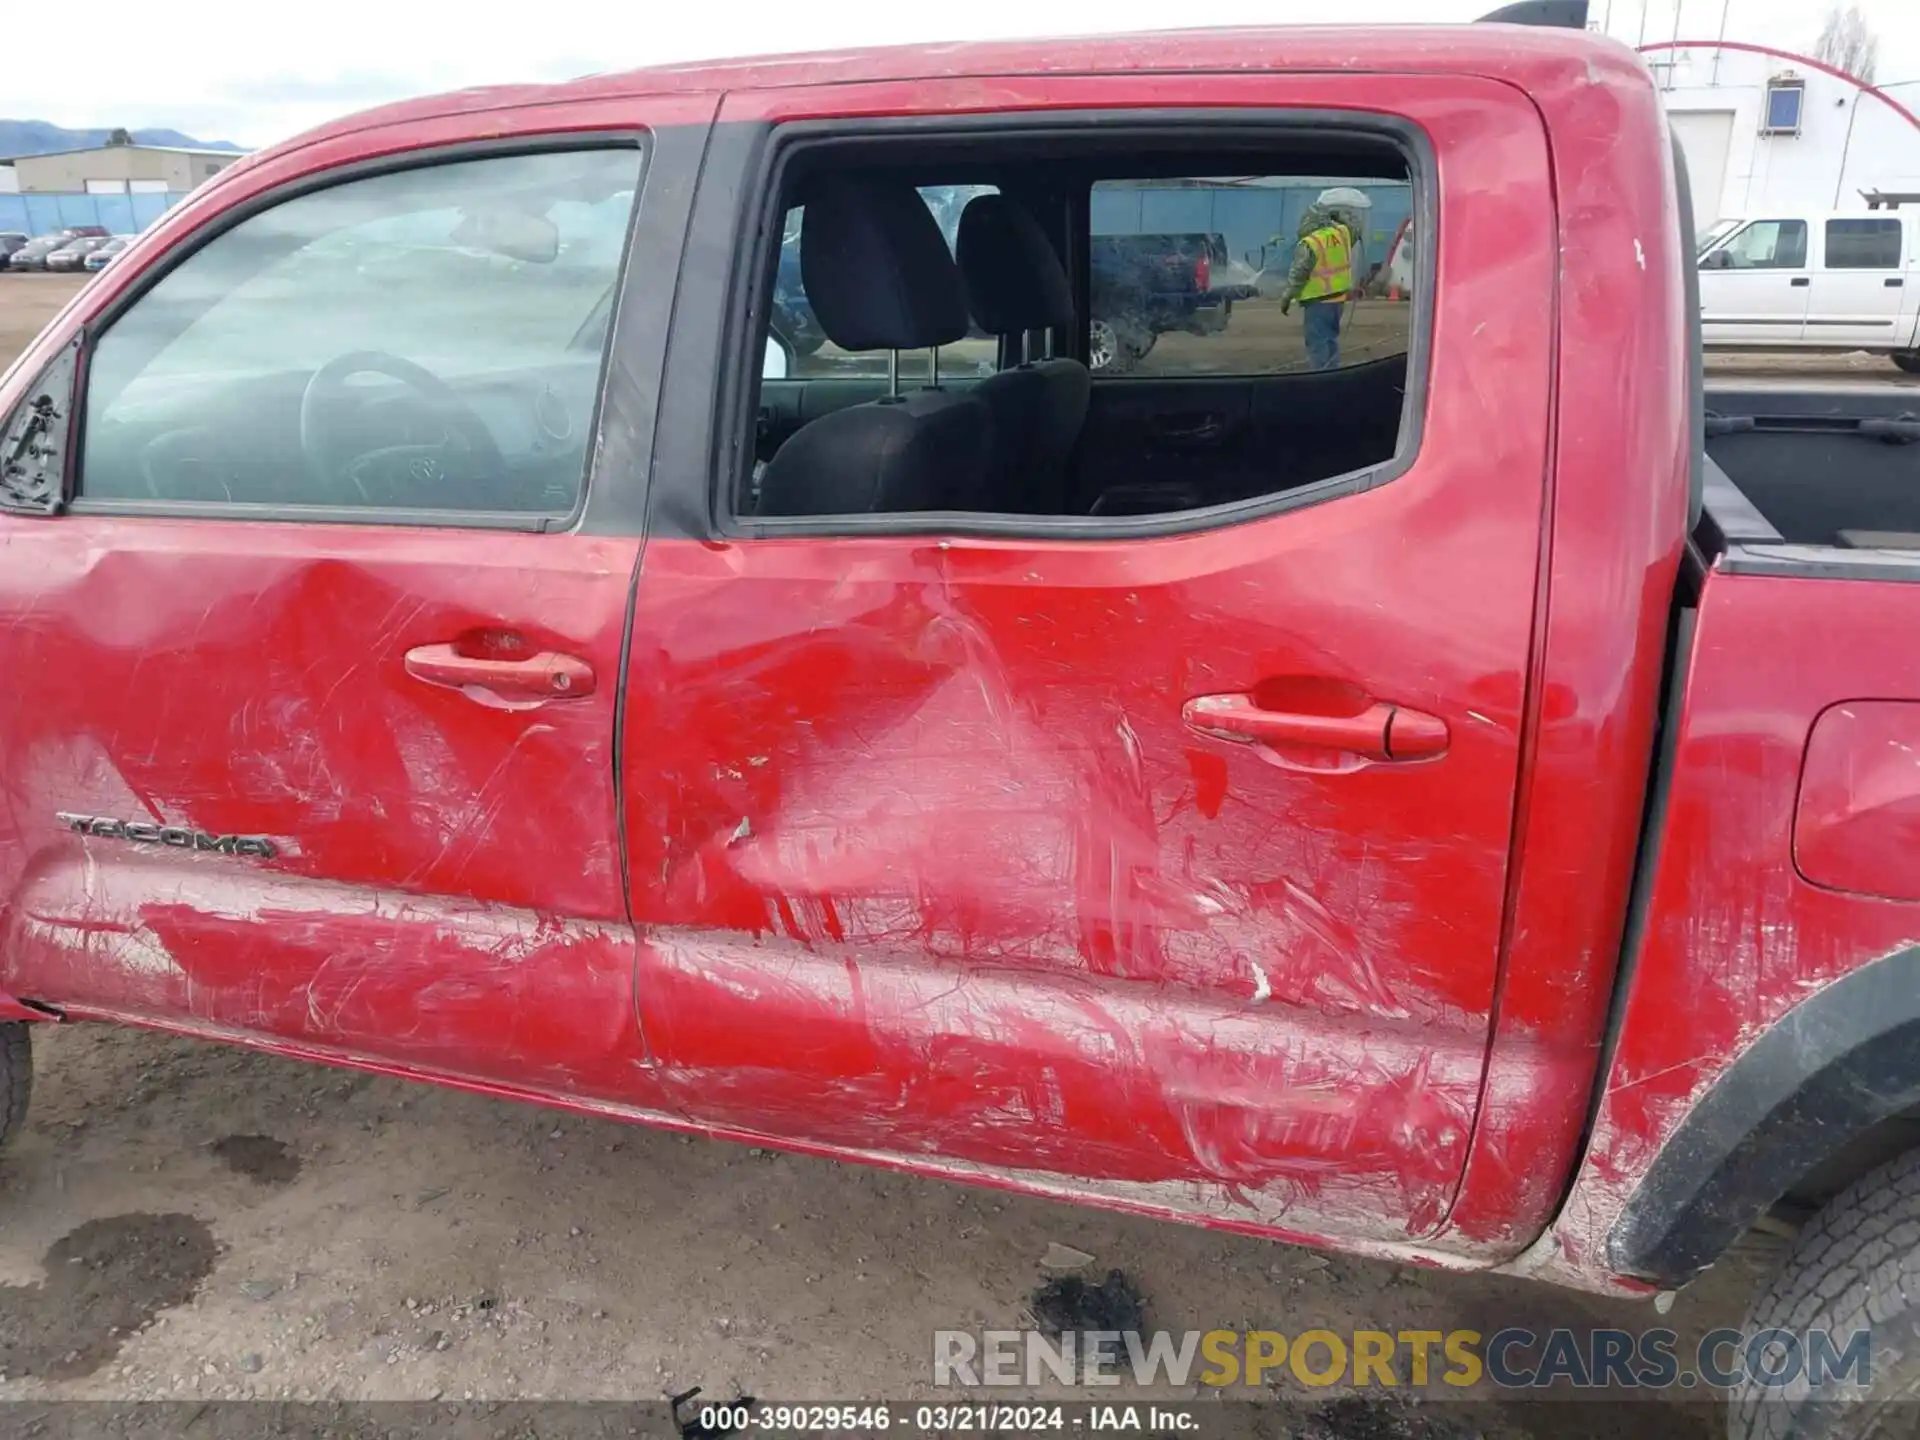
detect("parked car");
top-left (81, 235), bottom-right (135, 272)
top-left (1697, 209), bottom-right (1920, 370)
top-left (0, 233), bottom-right (28, 266)
top-left (42, 236), bottom-right (110, 272)
top-left (31, 226), bottom-right (110, 249)
top-left (1086, 232), bottom-right (1259, 372)
top-left (7, 13), bottom-right (1920, 1435)
top-left (6, 237), bottom-right (64, 271)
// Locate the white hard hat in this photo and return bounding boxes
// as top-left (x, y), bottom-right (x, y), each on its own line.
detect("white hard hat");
top-left (1317, 186), bottom-right (1373, 210)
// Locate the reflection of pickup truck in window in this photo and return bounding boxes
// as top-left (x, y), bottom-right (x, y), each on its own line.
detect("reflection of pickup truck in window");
top-left (1088, 233), bottom-right (1259, 373)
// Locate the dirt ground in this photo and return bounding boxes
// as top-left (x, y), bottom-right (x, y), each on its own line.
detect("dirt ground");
top-left (0, 273), bottom-right (88, 364)
top-left (0, 1021), bottom-right (1770, 1438)
top-left (0, 269), bottom-right (1888, 1439)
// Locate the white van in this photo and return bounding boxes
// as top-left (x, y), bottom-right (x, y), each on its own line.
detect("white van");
top-left (1697, 211), bottom-right (1920, 371)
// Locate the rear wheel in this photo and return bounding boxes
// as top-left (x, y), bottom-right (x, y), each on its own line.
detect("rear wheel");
top-left (1730, 1148), bottom-right (1920, 1440)
top-left (0, 1024), bottom-right (30, 1152)
top-left (1892, 351), bottom-right (1920, 375)
top-left (1089, 318), bottom-right (1135, 375)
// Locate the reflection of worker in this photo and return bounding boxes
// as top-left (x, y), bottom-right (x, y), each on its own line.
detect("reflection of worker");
top-left (1276, 187), bottom-right (1372, 370)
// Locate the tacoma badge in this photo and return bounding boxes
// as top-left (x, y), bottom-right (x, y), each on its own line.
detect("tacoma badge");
top-left (54, 812), bottom-right (277, 859)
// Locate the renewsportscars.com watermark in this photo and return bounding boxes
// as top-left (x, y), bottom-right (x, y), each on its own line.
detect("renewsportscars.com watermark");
top-left (933, 1327), bottom-right (1874, 1393)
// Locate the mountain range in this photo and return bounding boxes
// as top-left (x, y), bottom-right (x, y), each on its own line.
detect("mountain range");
top-left (0, 121), bottom-right (243, 160)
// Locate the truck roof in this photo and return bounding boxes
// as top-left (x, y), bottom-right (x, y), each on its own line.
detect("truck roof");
top-left (266, 24), bottom-right (1651, 160)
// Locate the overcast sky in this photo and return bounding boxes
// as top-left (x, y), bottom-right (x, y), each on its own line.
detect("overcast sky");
top-left (18, 0), bottom-right (1920, 147)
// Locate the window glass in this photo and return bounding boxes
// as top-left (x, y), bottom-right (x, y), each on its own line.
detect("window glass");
top-left (82, 147), bottom-right (644, 515)
top-left (1824, 218), bottom-right (1903, 270)
top-left (765, 184), bottom-right (999, 380)
top-left (1087, 176), bottom-right (1413, 377)
top-left (1764, 83), bottom-right (1804, 132)
top-left (743, 147), bottom-right (1417, 526)
top-left (1717, 220), bottom-right (1807, 270)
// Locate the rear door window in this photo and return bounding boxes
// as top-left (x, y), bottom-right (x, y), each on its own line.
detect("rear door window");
top-left (1824, 218), bottom-right (1903, 270)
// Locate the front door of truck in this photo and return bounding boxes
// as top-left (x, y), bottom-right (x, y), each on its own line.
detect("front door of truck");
top-left (0, 98), bottom-right (711, 1108)
top-left (620, 73), bottom-right (1555, 1244)
top-left (1699, 218), bottom-right (1811, 344)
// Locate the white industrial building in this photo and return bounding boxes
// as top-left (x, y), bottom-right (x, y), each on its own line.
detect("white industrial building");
top-left (1642, 40), bottom-right (1920, 229)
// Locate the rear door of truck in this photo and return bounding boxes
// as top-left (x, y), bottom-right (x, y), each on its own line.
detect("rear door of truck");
top-left (617, 67), bottom-right (1558, 1246)
top-left (1810, 215), bottom-right (1912, 350)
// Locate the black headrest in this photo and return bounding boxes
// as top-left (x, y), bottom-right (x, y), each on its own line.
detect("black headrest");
top-left (956, 195), bottom-right (1075, 335)
top-left (799, 177), bottom-right (970, 352)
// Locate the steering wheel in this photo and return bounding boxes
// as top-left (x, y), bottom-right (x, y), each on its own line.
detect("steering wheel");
top-left (298, 351), bottom-right (506, 505)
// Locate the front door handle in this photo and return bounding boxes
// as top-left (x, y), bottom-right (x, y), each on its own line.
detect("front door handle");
top-left (1183, 693), bottom-right (1449, 763)
top-left (1790, 277), bottom-right (1811, 287)
top-left (404, 643), bottom-right (595, 705)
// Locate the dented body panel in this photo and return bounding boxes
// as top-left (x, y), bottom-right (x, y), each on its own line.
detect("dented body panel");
top-left (622, 70), bottom-right (1557, 1248)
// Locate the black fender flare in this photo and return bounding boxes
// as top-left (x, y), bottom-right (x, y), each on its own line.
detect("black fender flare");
top-left (1607, 942), bottom-right (1920, 1285)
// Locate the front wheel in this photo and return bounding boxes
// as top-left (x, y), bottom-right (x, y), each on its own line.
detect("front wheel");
top-left (1730, 1148), bottom-right (1920, 1440)
top-left (1892, 351), bottom-right (1920, 375)
top-left (0, 1023), bottom-right (30, 1152)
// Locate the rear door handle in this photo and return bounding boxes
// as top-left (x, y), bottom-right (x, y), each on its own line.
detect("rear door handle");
top-left (1183, 693), bottom-right (1449, 762)
top-left (1887, 277), bottom-right (1905, 288)
top-left (1791, 277), bottom-right (1811, 287)
top-left (405, 643), bottom-right (595, 706)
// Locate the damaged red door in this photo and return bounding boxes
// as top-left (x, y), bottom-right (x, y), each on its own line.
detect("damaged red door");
top-left (0, 97), bottom-right (712, 1110)
top-left (619, 73), bottom-right (1557, 1246)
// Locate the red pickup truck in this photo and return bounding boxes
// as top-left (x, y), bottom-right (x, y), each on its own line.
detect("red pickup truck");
top-left (2, 8), bottom-right (1917, 1434)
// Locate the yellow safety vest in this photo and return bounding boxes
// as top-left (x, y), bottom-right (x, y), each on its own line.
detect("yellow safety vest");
top-left (1298, 224), bottom-right (1353, 303)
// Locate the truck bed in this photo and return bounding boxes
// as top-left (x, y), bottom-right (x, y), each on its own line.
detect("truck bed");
top-left (1703, 386), bottom-right (1920, 573)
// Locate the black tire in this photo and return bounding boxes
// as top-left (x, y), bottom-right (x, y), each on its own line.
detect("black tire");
top-left (1731, 1147), bottom-right (1920, 1440)
top-left (1892, 352), bottom-right (1920, 375)
top-left (0, 1023), bottom-right (30, 1152)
